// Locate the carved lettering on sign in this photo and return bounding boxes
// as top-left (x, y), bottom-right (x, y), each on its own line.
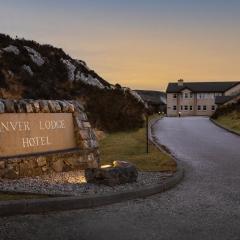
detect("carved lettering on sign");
top-left (0, 121), bottom-right (31, 132)
top-left (0, 113), bottom-right (77, 157)
top-left (22, 136), bottom-right (51, 148)
top-left (39, 120), bottom-right (65, 130)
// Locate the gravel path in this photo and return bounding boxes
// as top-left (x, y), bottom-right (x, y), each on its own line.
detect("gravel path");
top-left (0, 170), bottom-right (173, 196)
top-left (1, 117), bottom-right (240, 240)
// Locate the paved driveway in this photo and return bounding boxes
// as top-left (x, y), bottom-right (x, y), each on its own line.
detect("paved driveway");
top-left (1, 117), bottom-right (240, 240)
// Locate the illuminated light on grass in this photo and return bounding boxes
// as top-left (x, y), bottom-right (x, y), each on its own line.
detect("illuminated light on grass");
top-left (100, 164), bottom-right (112, 169)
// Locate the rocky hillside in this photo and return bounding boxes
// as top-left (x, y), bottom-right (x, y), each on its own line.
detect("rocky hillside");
top-left (0, 34), bottom-right (147, 132)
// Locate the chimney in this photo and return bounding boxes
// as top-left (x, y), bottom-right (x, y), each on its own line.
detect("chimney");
top-left (178, 79), bottom-right (184, 86)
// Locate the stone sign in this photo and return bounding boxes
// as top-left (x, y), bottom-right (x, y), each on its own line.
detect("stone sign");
top-left (0, 99), bottom-right (100, 179)
top-left (0, 113), bottom-right (77, 157)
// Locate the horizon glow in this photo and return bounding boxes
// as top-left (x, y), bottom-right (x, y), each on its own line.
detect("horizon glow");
top-left (1, 0), bottom-right (240, 91)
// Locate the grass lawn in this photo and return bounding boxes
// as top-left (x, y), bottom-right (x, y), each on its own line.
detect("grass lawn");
top-left (0, 192), bottom-right (50, 201)
top-left (99, 125), bottom-right (177, 172)
top-left (215, 111), bottom-right (240, 134)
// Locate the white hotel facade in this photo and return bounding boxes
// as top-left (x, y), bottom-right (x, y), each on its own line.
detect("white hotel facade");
top-left (166, 80), bottom-right (240, 117)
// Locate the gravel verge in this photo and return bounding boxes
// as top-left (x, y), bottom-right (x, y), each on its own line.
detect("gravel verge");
top-left (0, 170), bottom-right (174, 197)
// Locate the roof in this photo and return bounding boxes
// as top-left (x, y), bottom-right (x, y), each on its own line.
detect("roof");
top-left (215, 96), bottom-right (234, 105)
top-left (215, 93), bottom-right (240, 105)
top-left (166, 81), bottom-right (240, 93)
top-left (135, 90), bottom-right (166, 105)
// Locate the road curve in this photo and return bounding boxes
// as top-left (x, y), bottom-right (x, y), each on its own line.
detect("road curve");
top-left (1, 117), bottom-right (240, 240)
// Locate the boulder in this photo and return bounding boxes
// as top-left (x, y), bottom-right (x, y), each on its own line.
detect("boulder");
top-left (85, 161), bottom-right (138, 186)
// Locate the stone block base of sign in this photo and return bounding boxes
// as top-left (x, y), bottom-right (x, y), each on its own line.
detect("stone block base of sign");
top-left (0, 149), bottom-right (99, 179)
top-left (0, 99), bottom-right (99, 179)
top-left (85, 161), bottom-right (138, 186)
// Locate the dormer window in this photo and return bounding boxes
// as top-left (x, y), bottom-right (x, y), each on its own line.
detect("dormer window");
top-left (184, 93), bottom-right (188, 98)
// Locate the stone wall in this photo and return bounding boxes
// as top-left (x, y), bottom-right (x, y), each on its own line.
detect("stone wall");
top-left (0, 99), bottom-right (100, 179)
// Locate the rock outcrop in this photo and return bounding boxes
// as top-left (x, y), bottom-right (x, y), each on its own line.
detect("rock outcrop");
top-left (0, 34), bottom-right (147, 132)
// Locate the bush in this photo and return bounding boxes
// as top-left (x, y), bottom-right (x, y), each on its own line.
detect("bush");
top-left (212, 101), bottom-right (240, 119)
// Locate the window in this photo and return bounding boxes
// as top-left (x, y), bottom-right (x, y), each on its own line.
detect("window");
top-left (203, 105), bottom-right (207, 111)
top-left (212, 105), bottom-right (215, 111)
top-left (197, 93), bottom-right (208, 99)
top-left (173, 105), bottom-right (177, 110)
top-left (209, 93), bottom-right (214, 99)
top-left (173, 94), bottom-right (177, 98)
top-left (198, 105), bottom-right (201, 111)
top-left (190, 93), bottom-right (193, 98)
top-left (180, 105), bottom-right (183, 110)
top-left (190, 106), bottom-right (193, 111)
top-left (184, 105), bottom-right (188, 110)
top-left (184, 93), bottom-right (188, 98)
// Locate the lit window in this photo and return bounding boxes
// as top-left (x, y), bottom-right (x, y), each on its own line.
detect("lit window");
top-left (198, 105), bottom-right (201, 111)
top-left (203, 105), bottom-right (207, 111)
top-left (173, 106), bottom-right (177, 110)
top-left (190, 106), bottom-right (193, 111)
top-left (212, 105), bottom-right (215, 111)
top-left (184, 105), bottom-right (188, 110)
top-left (173, 94), bottom-right (177, 98)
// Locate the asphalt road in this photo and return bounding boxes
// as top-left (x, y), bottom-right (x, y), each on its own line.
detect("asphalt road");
top-left (1, 117), bottom-right (240, 240)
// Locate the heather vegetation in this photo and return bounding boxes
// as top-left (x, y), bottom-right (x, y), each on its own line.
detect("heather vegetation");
top-left (212, 101), bottom-right (240, 133)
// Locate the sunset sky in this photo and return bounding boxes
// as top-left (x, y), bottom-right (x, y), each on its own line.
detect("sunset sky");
top-left (1, 0), bottom-right (240, 90)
